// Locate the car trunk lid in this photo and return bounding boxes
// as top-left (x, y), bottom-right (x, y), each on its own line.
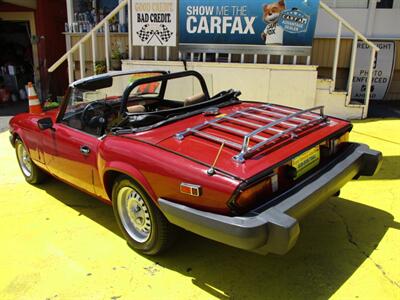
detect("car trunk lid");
top-left (129, 102), bottom-right (351, 181)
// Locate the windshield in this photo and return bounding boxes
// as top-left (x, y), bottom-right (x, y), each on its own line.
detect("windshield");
top-left (64, 72), bottom-right (164, 118)
top-left (64, 89), bottom-right (107, 117)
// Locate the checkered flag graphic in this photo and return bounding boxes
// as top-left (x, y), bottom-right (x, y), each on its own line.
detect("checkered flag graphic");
top-left (136, 24), bottom-right (152, 42)
top-left (157, 24), bottom-right (173, 44)
top-left (136, 24), bottom-right (173, 45)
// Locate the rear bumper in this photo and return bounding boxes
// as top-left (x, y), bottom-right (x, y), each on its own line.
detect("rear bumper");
top-left (159, 143), bottom-right (382, 255)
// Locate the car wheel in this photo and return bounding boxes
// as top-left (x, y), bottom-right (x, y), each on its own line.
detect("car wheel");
top-left (112, 176), bottom-right (175, 255)
top-left (15, 138), bottom-right (47, 184)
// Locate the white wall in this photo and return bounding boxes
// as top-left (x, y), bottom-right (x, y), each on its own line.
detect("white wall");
top-left (373, 9), bottom-right (400, 38)
top-left (123, 60), bottom-right (318, 110)
top-left (315, 7), bottom-right (400, 39)
top-left (122, 60), bottom-right (365, 119)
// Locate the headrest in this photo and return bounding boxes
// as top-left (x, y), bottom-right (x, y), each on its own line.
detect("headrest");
top-left (127, 105), bottom-right (146, 113)
top-left (184, 93), bottom-right (206, 107)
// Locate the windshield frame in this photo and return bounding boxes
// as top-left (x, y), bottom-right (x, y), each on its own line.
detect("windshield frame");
top-left (56, 70), bottom-right (168, 123)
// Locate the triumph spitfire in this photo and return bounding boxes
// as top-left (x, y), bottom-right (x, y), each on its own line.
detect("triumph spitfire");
top-left (9, 70), bottom-right (382, 255)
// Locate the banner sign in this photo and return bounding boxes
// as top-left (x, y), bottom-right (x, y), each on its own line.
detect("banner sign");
top-left (352, 41), bottom-right (396, 101)
top-left (132, 0), bottom-right (177, 47)
top-left (179, 0), bottom-right (320, 46)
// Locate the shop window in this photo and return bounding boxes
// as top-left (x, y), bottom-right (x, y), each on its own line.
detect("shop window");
top-left (377, 0), bottom-right (394, 8)
top-left (71, 0), bottom-right (121, 32)
top-left (73, 0), bottom-right (118, 14)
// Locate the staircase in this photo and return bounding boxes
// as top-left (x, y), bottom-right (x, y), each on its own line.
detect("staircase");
top-left (48, 1), bottom-right (379, 120)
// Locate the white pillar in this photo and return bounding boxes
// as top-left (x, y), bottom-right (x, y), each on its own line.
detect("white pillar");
top-left (66, 0), bottom-right (74, 25)
top-left (119, 0), bottom-right (126, 26)
top-left (366, 0), bottom-right (378, 36)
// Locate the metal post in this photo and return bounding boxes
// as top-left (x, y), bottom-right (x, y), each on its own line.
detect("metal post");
top-left (293, 55), bottom-right (297, 65)
top-left (104, 21), bottom-right (111, 71)
top-left (280, 55), bottom-right (284, 65)
top-left (253, 54), bottom-right (258, 64)
top-left (65, 35), bottom-right (74, 83)
top-left (332, 21), bottom-right (342, 92)
top-left (91, 31), bottom-right (97, 74)
top-left (364, 48), bottom-right (376, 118)
top-left (66, 0), bottom-right (73, 28)
top-left (346, 34), bottom-right (358, 104)
top-left (267, 54), bottom-right (271, 64)
top-left (67, 53), bottom-right (74, 84)
top-left (141, 46), bottom-right (145, 60)
top-left (79, 43), bottom-right (85, 79)
top-left (154, 47), bottom-right (158, 61)
top-left (119, 0), bottom-right (126, 27)
top-left (166, 47), bottom-right (170, 61)
top-left (366, 0), bottom-right (378, 36)
top-left (128, 0), bottom-right (133, 59)
top-left (240, 53), bottom-right (245, 63)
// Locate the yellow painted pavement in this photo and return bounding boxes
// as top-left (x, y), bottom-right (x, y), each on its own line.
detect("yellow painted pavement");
top-left (0, 119), bottom-right (399, 300)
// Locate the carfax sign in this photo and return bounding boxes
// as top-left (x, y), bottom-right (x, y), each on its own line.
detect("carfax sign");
top-left (132, 0), bottom-right (177, 47)
top-left (179, 0), bottom-right (320, 46)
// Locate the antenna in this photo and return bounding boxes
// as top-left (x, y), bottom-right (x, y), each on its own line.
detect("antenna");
top-left (207, 142), bottom-right (225, 176)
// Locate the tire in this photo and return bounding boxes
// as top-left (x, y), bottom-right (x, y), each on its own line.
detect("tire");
top-left (112, 175), bottom-right (176, 255)
top-left (15, 138), bottom-right (47, 184)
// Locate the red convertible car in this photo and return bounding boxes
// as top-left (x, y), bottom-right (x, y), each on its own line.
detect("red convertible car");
top-left (9, 70), bottom-right (382, 255)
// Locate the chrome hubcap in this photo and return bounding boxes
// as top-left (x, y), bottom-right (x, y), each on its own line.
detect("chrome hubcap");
top-left (117, 187), bottom-right (151, 243)
top-left (17, 142), bottom-right (32, 177)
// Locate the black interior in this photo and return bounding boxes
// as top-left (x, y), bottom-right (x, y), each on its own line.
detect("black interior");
top-left (61, 71), bottom-right (240, 136)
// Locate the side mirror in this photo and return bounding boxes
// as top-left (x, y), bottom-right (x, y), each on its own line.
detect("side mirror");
top-left (37, 117), bottom-right (54, 131)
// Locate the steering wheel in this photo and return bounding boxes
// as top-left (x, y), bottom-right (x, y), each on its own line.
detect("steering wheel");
top-left (80, 101), bottom-right (115, 133)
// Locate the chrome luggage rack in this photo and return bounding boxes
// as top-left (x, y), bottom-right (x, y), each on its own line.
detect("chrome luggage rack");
top-left (176, 105), bottom-right (328, 163)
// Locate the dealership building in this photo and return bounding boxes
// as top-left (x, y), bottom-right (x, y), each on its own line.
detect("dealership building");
top-left (0, 0), bottom-right (399, 118)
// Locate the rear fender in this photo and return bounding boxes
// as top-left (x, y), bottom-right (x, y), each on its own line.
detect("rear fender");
top-left (102, 161), bottom-right (158, 203)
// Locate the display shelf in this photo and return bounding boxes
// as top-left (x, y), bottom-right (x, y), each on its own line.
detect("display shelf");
top-left (63, 32), bottom-right (128, 36)
top-left (66, 0), bottom-right (125, 34)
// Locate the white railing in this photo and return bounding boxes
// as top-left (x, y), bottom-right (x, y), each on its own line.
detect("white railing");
top-left (48, 0), bottom-right (131, 83)
top-left (320, 2), bottom-right (379, 111)
top-left (178, 46), bottom-right (312, 66)
top-left (49, 0), bottom-right (379, 116)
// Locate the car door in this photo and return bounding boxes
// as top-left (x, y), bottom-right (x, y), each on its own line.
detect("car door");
top-left (42, 122), bottom-right (100, 195)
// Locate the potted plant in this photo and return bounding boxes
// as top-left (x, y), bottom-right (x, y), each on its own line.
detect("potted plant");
top-left (111, 47), bottom-right (122, 70)
top-left (95, 61), bottom-right (106, 74)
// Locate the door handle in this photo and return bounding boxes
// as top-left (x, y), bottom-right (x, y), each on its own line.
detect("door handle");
top-left (80, 145), bottom-right (91, 156)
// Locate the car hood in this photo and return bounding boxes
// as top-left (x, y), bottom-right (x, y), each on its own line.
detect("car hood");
top-left (126, 102), bottom-right (351, 180)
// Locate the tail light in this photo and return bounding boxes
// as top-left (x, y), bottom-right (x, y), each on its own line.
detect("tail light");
top-left (231, 173), bottom-right (278, 210)
top-left (229, 132), bottom-right (350, 212)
